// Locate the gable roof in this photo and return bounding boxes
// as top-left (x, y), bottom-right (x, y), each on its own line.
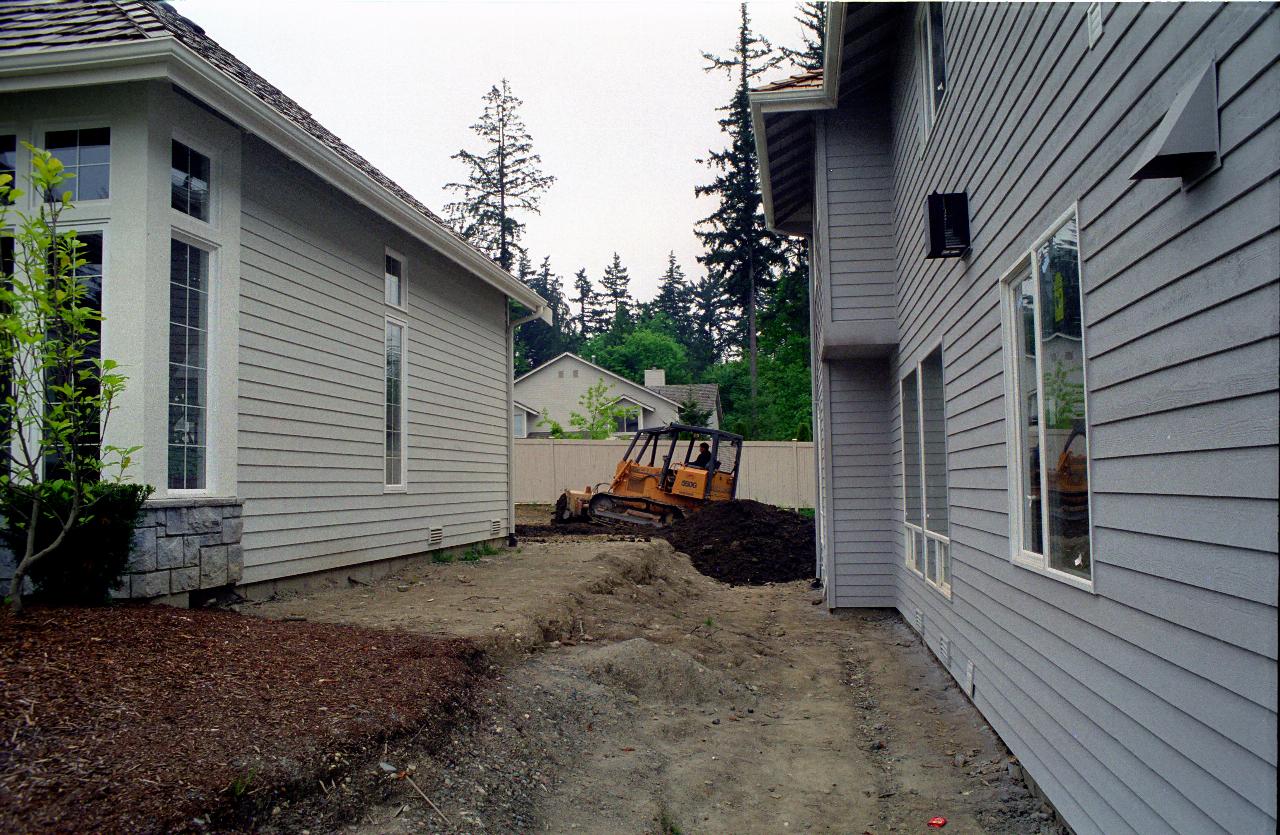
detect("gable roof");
top-left (648, 383), bottom-right (721, 419)
top-left (0, 0), bottom-right (548, 316)
top-left (514, 353), bottom-right (684, 410)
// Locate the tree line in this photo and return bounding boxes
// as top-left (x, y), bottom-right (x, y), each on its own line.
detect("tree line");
top-left (445, 3), bottom-right (826, 440)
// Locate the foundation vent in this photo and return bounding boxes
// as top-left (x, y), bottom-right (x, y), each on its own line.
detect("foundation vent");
top-left (963, 660), bottom-right (976, 697)
top-left (427, 527), bottom-right (444, 548)
top-left (490, 519), bottom-right (502, 538)
top-left (912, 607), bottom-right (924, 633)
top-left (937, 635), bottom-right (951, 667)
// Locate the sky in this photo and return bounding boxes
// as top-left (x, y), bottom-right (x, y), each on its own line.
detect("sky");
top-left (173, 0), bottom-right (809, 301)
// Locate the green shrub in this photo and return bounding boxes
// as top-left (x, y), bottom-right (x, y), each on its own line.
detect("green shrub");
top-left (0, 481), bottom-right (153, 605)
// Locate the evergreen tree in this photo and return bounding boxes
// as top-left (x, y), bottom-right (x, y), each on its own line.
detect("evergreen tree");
top-left (599, 252), bottom-right (633, 321)
top-left (653, 251), bottom-right (695, 339)
top-left (695, 3), bottom-right (786, 431)
top-left (688, 274), bottom-right (730, 379)
top-left (779, 2), bottom-right (827, 71)
top-left (571, 268), bottom-right (608, 339)
top-left (516, 255), bottom-right (574, 369)
top-left (444, 79), bottom-right (555, 271)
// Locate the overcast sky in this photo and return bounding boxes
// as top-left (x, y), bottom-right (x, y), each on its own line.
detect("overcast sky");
top-left (174, 0), bottom-right (807, 301)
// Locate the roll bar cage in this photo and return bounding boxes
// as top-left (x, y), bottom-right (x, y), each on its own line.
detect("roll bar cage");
top-left (621, 423), bottom-right (743, 500)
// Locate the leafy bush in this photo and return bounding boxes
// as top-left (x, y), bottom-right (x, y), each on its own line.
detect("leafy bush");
top-left (0, 481), bottom-right (154, 605)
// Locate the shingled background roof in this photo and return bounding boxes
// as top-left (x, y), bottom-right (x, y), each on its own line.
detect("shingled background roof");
top-left (0, 0), bottom-right (501, 272)
top-left (648, 384), bottom-right (722, 419)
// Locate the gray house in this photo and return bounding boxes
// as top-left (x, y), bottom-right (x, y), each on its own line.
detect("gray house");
top-left (753, 2), bottom-right (1278, 833)
top-left (0, 1), bottom-right (548, 600)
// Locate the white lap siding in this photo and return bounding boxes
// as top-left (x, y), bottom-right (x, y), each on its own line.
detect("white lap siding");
top-left (237, 137), bottom-right (509, 583)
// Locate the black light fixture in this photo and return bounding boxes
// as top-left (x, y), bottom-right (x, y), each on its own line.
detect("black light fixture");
top-left (925, 192), bottom-right (970, 259)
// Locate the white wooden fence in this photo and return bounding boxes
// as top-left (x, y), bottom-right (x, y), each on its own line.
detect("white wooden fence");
top-left (514, 439), bottom-right (815, 509)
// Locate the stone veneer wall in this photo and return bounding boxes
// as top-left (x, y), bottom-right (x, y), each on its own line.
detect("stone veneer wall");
top-left (120, 498), bottom-right (244, 599)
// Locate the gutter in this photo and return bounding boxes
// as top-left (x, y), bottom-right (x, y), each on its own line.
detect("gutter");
top-left (749, 1), bottom-right (846, 233)
top-left (0, 38), bottom-right (550, 317)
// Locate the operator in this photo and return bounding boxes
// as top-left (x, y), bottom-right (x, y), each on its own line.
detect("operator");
top-left (692, 442), bottom-right (712, 469)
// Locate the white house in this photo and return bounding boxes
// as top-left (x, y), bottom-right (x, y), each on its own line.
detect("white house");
top-left (0, 0), bottom-right (548, 601)
top-left (513, 353), bottom-right (721, 437)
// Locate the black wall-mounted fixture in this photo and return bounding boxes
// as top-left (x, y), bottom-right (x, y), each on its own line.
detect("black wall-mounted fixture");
top-left (1131, 61), bottom-right (1219, 182)
top-left (925, 192), bottom-right (970, 259)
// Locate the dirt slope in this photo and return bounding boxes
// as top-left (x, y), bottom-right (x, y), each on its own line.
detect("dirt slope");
top-left (248, 535), bottom-right (1058, 834)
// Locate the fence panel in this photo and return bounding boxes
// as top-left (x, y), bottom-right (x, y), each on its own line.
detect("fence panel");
top-left (515, 439), bottom-right (815, 508)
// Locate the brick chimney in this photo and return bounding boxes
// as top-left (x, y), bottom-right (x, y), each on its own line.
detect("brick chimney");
top-left (644, 368), bottom-right (666, 387)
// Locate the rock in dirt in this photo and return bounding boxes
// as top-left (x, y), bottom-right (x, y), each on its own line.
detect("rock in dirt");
top-left (662, 499), bottom-right (815, 585)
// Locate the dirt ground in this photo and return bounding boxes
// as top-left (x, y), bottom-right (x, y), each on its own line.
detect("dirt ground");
top-left (244, 509), bottom-right (1059, 834)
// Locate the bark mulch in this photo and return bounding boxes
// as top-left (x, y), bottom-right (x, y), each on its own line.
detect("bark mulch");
top-left (0, 605), bottom-right (486, 834)
top-left (663, 499), bottom-right (816, 585)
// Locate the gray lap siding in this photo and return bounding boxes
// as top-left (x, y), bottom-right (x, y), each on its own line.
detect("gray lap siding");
top-left (822, 3), bottom-right (1279, 833)
top-left (237, 138), bottom-right (510, 583)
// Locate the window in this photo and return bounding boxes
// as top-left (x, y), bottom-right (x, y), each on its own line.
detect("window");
top-left (171, 140), bottom-right (211, 221)
top-left (614, 407), bottom-right (639, 434)
top-left (168, 240), bottom-right (210, 490)
top-left (43, 232), bottom-right (104, 480)
top-left (902, 346), bottom-right (951, 595)
top-left (513, 410), bottom-right (526, 438)
top-left (385, 251), bottom-right (404, 307)
top-left (385, 319), bottom-right (405, 487)
top-left (1003, 211), bottom-right (1091, 584)
top-left (1, 135), bottom-right (15, 205)
top-left (917, 4), bottom-right (947, 128)
top-left (45, 128), bottom-right (110, 201)
top-left (1, 235), bottom-right (12, 473)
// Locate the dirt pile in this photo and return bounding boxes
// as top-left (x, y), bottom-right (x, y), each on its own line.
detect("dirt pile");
top-left (568, 638), bottom-right (754, 706)
top-left (664, 499), bottom-right (816, 585)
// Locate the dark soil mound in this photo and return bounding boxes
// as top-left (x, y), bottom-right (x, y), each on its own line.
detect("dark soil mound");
top-left (663, 499), bottom-right (815, 585)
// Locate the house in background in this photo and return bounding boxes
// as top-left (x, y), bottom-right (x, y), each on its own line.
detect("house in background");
top-left (753, 2), bottom-right (1278, 833)
top-left (514, 353), bottom-right (720, 437)
top-left (0, 0), bottom-right (548, 601)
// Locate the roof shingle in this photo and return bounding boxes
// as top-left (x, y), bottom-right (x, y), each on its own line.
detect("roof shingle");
top-left (648, 384), bottom-right (721, 418)
top-left (0, 0), bottom-right (499, 272)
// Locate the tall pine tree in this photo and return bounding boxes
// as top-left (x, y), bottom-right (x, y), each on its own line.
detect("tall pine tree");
top-left (779, 2), bottom-right (827, 71)
top-left (516, 255), bottom-right (573, 369)
top-left (695, 3), bottom-right (786, 432)
top-left (653, 251), bottom-right (695, 337)
top-left (572, 268), bottom-right (608, 339)
top-left (444, 79), bottom-right (555, 271)
top-left (598, 252), bottom-right (633, 322)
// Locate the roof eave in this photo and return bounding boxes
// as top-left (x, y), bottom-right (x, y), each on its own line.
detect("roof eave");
top-left (749, 1), bottom-right (846, 234)
top-left (0, 39), bottom-right (548, 315)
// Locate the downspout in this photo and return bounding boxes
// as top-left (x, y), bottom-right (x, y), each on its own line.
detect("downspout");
top-left (507, 306), bottom-right (545, 546)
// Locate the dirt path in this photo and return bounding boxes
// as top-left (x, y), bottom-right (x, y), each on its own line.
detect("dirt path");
top-left (244, 533), bottom-right (1055, 834)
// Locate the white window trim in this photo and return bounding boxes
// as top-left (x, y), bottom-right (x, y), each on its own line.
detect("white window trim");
top-left (999, 204), bottom-right (1097, 593)
top-left (384, 314), bottom-right (408, 492)
top-left (166, 231), bottom-right (218, 496)
top-left (384, 247), bottom-right (407, 312)
top-left (900, 342), bottom-right (952, 599)
top-left (915, 3), bottom-right (949, 155)
top-left (170, 131), bottom-right (218, 231)
top-left (35, 120), bottom-right (114, 209)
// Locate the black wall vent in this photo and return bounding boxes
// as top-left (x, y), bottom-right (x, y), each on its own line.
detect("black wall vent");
top-left (926, 192), bottom-right (970, 259)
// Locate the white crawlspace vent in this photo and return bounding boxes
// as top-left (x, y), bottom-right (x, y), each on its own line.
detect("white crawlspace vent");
top-left (964, 659), bottom-right (976, 697)
top-left (937, 635), bottom-right (951, 667)
top-left (427, 527), bottom-right (444, 548)
top-left (913, 607), bottom-right (924, 633)
top-left (490, 519), bottom-right (502, 538)
top-left (1087, 2), bottom-right (1103, 48)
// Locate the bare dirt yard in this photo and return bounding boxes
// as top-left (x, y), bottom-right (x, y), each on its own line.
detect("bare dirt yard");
top-left (240, 507), bottom-right (1060, 835)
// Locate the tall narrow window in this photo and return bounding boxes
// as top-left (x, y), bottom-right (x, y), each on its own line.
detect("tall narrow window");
top-left (917, 4), bottom-right (947, 128)
top-left (385, 319), bottom-right (405, 486)
top-left (1004, 212), bottom-right (1091, 582)
top-left (45, 128), bottom-right (110, 201)
top-left (44, 232), bottom-right (104, 480)
top-left (0, 235), bottom-right (13, 473)
top-left (171, 140), bottom-right (211, 221)
top-left (385, 252), bottom-right (404, 307)
top-left (903, 349), bottom-right (951, 593)
top-left (168, 240), bottom-right (209, 490)
top-left (1, 135), bottom-right (16, 205)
